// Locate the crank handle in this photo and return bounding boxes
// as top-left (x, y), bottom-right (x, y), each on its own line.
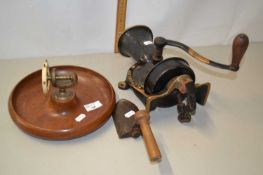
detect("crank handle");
top-left (153, 34), bottom-right (249, 71)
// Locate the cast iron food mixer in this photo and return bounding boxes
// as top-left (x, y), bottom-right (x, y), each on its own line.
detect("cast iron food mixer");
top-left (113, 25), bottom-right (249, 162)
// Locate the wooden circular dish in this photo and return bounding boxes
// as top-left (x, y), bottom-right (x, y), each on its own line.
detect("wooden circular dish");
top-left (8, 66), bottom-right (115, 140)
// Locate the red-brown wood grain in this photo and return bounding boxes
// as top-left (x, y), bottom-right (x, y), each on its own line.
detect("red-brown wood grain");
top-left (8, 66), bottom-right (115, 140)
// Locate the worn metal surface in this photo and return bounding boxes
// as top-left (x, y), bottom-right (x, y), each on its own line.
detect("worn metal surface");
top-left (112, 99), bottom-right (141, 138)
top-left (42, 60), bottom-right (78, 101)
top-left (153, 34), bottom-right (249, 71)
top-left (117, 25), bottom-right (248, 122)
top-left (112, 99), bottom-right (161, 162)
top-left (118, 25), bottom-right (155, 63)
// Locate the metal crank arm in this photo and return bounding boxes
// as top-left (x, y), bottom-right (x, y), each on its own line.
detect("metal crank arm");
top-left (153, 34), bottom-right (249, 71)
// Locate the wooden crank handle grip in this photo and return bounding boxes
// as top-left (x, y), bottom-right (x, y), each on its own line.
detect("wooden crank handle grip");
top-left (154, 34), bottom-right (249, 71)
top-left (135, 110), bottom-right (161, 162)
top-left (231, 34), bottom-right (249, 71)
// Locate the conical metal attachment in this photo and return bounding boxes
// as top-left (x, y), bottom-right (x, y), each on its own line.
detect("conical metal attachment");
top-left (118, 25), bottom-right (155, 63)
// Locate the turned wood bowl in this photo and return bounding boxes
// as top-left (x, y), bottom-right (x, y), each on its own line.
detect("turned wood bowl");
top-left (8, 65), bottom-right (115, 140)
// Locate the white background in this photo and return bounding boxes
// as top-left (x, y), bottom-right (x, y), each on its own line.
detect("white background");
top-left (0, 0), bottom-right (262, 59)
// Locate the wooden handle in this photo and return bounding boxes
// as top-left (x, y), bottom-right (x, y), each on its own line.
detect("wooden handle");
top-left (135, 110), bottom-right (161, 162)
top-left (231, 34), bottom-right (249, 71)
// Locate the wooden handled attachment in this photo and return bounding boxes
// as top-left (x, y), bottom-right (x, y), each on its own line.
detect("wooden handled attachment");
top-left (231, 34), bottom-right (249, 71)
top-left (135, 110), bottom-right (161, 162)
top-left (154, 33), bottom-right (249, 71)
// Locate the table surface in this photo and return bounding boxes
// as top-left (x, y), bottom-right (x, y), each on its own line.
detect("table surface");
top-left (1, 43), bottom-right (263, 175)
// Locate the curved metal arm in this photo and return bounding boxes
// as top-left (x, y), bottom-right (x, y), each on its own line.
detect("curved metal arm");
top-left (153, 34), bottom-right (249, 71)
